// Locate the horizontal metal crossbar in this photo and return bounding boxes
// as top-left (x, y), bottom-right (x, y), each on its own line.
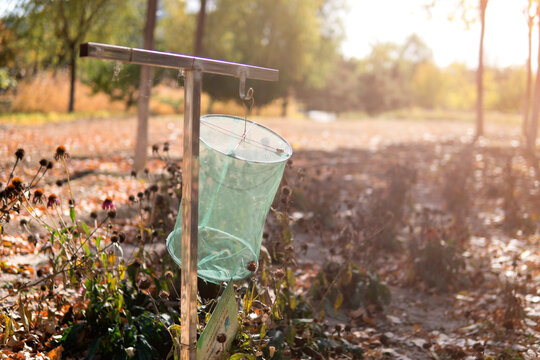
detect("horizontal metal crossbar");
top-left (80, 42), bottom-right (279, 81)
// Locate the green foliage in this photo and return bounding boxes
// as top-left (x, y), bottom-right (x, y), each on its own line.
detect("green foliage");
top-left (4, 0), bottom-right (118, 69)
top-left (353, 163), bottom-right (417, 251)
top-left (408, 210), bottom-right (466, 292)
top-left (442, 145), bottom-right (473, 227)
top-left (156, 0), bottom-right (193, 54)
top-left (202, 0), bottom-right (344, 106)
top-left (0, 0), bottom-right (529, 116)
top-left (309, 262), bottom-right (391, 314)
top-left (297, 57), bottom-right (361, 114)
top-left (82, 62), bottom-right (141, 110)
top-left (58, 275), bottom-right (177, 360)
top-left (486, 66), bottom-right (527, 113)
top-left (411, 61), bottom-right (444, 109)
top-left (78, 0), bottom-right (157, 109)
top-left (356, 35), bottom-right (433, 114)
top-left (0, 145), bottom-right (183, 359)
top-left (233, 267), bottom-right (364, 359)
top-left (0, 68), bottom-right (17, 92)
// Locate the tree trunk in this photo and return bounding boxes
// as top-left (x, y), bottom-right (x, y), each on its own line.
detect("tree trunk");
top-left (527, 5), bottom-right (540, 154)
top-left (68, 46), bottom-right (76, 113)
top-left (281, 96), bottom-right (288, 117)
top-left (133, 0), bottom-right (158, 172)
top-left (523, 6), bottom-right (534, 139)
top-left (206, 97), bottom-right (214, 114)
top-left (194, 0), bottom-right (207, 56)
top-left (475, 0), bottom-right (487, 139)
top-left (126, 91), bottom-right (135, 111)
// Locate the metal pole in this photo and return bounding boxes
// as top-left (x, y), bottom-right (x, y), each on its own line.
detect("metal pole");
top-left (181, 68), bottom-right (202, 360)
top-left (80, 42), bottom-right (278, 81)
top-left (79, 42), bottom-right (278, 359)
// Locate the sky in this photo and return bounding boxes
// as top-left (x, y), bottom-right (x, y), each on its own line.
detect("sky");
top-left (342, 0), bottom-right (530, 68)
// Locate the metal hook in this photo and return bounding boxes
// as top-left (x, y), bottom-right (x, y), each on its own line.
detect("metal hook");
top-left (239, 69), bottom-right (254, 101)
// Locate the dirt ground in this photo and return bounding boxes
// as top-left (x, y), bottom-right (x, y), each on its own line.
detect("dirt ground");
top-left (1, 115), bottom-right (539, 359)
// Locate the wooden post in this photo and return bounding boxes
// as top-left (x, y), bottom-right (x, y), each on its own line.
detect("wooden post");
top-left (181, 69), bottom-right (202, 359)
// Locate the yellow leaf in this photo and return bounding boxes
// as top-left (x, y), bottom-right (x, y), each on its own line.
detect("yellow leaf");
top-left (119, 262), bottom-right (126, 280)
top-left (334, 291), bottom-right (343, 315)
top-left (343, 266), bottom-right (352, 286)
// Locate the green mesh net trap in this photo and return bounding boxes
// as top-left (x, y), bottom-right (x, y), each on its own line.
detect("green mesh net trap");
top-left (167, 114), bottom-right (292, 283)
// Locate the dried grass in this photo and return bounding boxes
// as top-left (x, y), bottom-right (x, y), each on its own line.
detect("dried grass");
top-left (5, 71), bottom-right (294, 118)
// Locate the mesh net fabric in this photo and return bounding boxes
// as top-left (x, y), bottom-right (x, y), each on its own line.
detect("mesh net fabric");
top-left (167, 115), bottom-right (292, 283)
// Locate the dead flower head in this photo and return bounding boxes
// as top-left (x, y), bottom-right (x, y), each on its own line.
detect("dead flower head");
top-left (281, 185), bottom-right (291, 197)
top-left (33, 188), bottom-right (44, 204)
top-left (10, 177), bottom-right (23, 191)
top-left (158, 290), bottom-right (170, 300)
top-left (274, 269), bottom-right (285, 279)
top-left (54, 145), bottom-right (69, 161)
top-left (47, 194), bottom-right (60, 209)
top-left (15, 148), bottom-right (25, 161)
top-left (102, 196), bottom-right (115, 210)
top-left (4, 184), bottom-right (16, 198)
top-left (107, 209), bottom-right (117, 219)
top-left (246, 261), bottom-right (257, 272)
top-left (216, 333), bottom-right (227, 344)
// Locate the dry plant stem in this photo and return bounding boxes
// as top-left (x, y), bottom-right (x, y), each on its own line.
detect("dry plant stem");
top-left (314, 263), bottom-right (347, 315)
top-left (171, 281), bottom-right (180, 299)
top-left (41, 205), bottom-right (75, 256)
top-left (7, 158), bottom-right (19, 184)
top-left (42, 205), bottom-right (59, 231)
top-left (73, 217), bottom-right (108, 255)
top-left (54, 206), bottom-right (78, 254)
top-left (3, 195), bottom-right (31, 219)
top-left (21, 195), bottom-right (54, 233)
top-left (243, 277), bottom-right (257, 316)
top-left (144, 290), bottom-right (177, 343)
top-left (32, 168), bottom-right (50, 188)
top-left (61, 158), bottom-right (76, 222)
top-left (0, 243), bottom-right (117, 302)
top-left (54, 206), bottom-right (69, 231)
top-left (28, 166), bottom-right (43, 188)
top-left (270, 279), bottom-right (283, 318)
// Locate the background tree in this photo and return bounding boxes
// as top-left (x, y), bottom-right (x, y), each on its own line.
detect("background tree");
top-left (296, 57), bottom-right (360, 115)
top-left (157, 0), bottom-right (192, 54)
top-left (80, 0), bottom-right (148, 109)
top-left (83, 63), bottom-right (141, 110)
top-left (133, 0), bottom-right (158, 172)
top-left (523, 0), bottom-right (536, 138)
top-left (201, 0), bottom-right (344, 112)
top-left (476, 0), bottom-right (488, 137)
top-left (353, 35), bottom-right (433, 114)
top-left (488, 66), bottom-right (525, 113)
top-left (18, 0), bottom-right (112, 113)
top-left (411, 61), bottom-right (444, 109)
top-left (194, 0), bottom-right (208, 56)
top-left (425, 0), bottom-right (489, 138)
top-left (0, 5), bottom-right (64, 77)
top-left (527, 2), bottom-right (540, 153)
